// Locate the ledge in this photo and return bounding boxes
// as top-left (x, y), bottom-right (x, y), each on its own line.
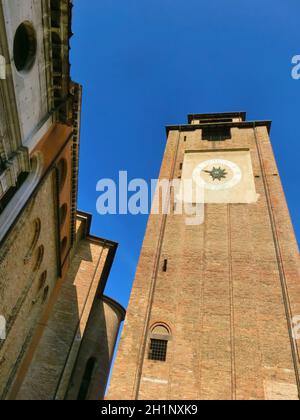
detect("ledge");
top-left (166, 120), bottom-right (272, 135)
top-left (187, 111), bottom-right (246, 124)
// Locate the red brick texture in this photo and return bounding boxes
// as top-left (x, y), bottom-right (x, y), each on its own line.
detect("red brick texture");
top-left (108, 118), bottom-right (300, 400)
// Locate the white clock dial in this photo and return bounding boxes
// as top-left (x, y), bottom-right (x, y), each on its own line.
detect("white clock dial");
top-left (193, 159), bottom-right (242, 191)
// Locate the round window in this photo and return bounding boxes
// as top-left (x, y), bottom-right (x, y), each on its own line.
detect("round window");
top-left (13, 22), bottom-right (37, 73)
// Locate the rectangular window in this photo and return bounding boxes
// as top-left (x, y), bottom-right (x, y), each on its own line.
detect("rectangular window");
top-left (200, 118), bottom-right (232, 124)
top-left (163, 259), bottom-right (168, 272)
top-left (148, 339), bottom-right (168, 361)
top-left (202, 126), bottom-right (231, 141)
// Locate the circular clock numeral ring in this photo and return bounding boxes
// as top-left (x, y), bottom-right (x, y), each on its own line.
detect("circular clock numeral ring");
top-left (193, 159), bottom-right (242, 191)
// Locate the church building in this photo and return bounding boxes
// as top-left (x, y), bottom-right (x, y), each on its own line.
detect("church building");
top-left (0, 0), bottom-right (124, 400)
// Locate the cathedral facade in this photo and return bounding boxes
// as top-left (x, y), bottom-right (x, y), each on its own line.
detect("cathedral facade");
top-left (0, 0), bottom-right (124, 400)
top-left (108, 112), bottom-right (300, 400)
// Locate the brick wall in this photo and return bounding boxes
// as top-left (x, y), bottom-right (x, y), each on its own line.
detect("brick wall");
top-left (108, 121), bottom-right (300, 400)
top-left (0, 170), bottom-right (58, 399)
top-left (14, 221), bottom-right (110, 400)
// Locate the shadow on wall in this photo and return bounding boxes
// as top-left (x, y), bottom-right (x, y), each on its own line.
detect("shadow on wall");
top-left (66, 295), bottom-right (126, 400)
top-left (13, 239), bottom-right (92, 400)
top-left (14, 236), bottom-right (125, 401)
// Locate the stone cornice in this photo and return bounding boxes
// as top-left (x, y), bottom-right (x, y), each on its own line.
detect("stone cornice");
top-left (188, 111), bottom-right (246, 123)
top-left (70, 83), bottom-right (82, 246)
top-left (166, 120), bottom-right (272, 135)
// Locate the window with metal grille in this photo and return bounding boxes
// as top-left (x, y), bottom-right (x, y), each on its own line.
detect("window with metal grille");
top-left (202, 126), bottom-right (231, 141)
top-left (149, 339), bottom-right (168, 361)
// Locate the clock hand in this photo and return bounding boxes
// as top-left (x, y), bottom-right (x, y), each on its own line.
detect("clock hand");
top-left (202, 167), bottom-right (228, 181)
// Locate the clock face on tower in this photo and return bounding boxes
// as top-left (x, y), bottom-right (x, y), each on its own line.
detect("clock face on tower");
top-left (181, 150), bottom-right (258, 204)
top-left (193, 159), bottom-right (242, 191)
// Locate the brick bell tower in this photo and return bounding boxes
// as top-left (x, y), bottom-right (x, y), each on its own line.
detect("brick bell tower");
top-left (108, 112), bottom-right (300, 400)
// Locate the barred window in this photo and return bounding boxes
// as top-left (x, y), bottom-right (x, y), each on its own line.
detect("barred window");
top-left (24, 218), bottom-right (41, 264)
top-left (149, 339), bottom-right (168, 362)
top-left (202, 126), bottom-right (231, 141)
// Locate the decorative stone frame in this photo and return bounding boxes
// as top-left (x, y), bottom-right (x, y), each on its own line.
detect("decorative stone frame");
top-left (0, 152), bottom-right (43, 242)
top-left (24, 218), bottom-right (41, 264)
top-left (149, 323), bottom-right (172, 341)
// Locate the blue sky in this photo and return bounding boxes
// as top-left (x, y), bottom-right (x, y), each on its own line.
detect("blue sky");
top-left (71, 0), bottom-right (300, 309)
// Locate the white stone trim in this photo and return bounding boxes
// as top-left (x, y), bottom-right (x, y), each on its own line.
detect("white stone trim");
top-left (142, 377), bottom-right (168, 385)
top-left (0, 55), bottom-right (5, 80)
top-left (193, 158), bottom-right (242, 191)
top-left (0, 152), bottom-right (43, 242)
top-left (0, 172), bottom-right (8, 197)
top-left (23, 114), bottom-right (53, 153)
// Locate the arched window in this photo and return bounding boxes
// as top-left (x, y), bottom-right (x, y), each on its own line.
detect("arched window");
top-left (51, 32), bottom-right (61, 59)
top-left (31, 218), bottom-right (41, 249)
top-left (24, 218), bottom-right (41, 263)
top-left (57, 159), bottom-right (67, 192)
top-left (61, 236), bottom-right (67, 255)
top-left (77, 357), bottom-right (96, 401)
top-left (33, 245), bottom-right (44, 272)
top-left (50, 0), bottom-right (60, 10)
top-left (38, 271), bottom-right (47, 291)
top-left (50, 0), bottom-right (61, 28)
top-left (42, 286), bottom-right (49, 303)
top-left (59, 204), bottom-right (68, 227)
top-left (148, 324), bottom-right (171, 362)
